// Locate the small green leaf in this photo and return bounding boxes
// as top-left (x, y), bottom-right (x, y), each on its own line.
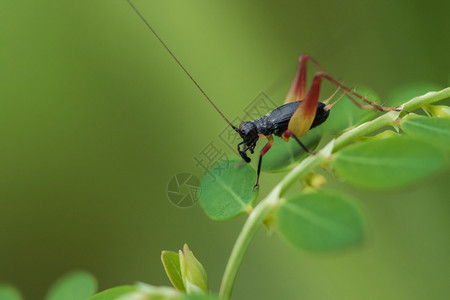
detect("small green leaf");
top-left (161, 251), bottom-right (185, 292)
top-left (333, 137), bottom-right (447, 189)
top-left (199, 159), bottom-right (257, 220)
top-left (423, 104), bottom-right (450, 118)
top-left (0, 285), bottom-right (23, 300)
top-left (45, 271), bottom-right (97, 300)
top-left (262, 129), bottom-right (321, 172)
top-left (401, 117), bottom-right (450, 150)
top-left (369, 130), bottom-right (401, 140)
top-left (88, 286), bottom-right (138, 300)
top-left (321, 87), bottom-right (378, 134)
top-left (276, 190), bottom-right (365, 251)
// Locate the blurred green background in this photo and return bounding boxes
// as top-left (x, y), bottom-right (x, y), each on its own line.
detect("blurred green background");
top-left (1, 0), bottom-right (449, 299)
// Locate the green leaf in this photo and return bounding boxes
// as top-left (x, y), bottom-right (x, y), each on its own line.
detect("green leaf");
top-left (88, 286), bottom-right (138, 300)
top-left (422, 104), bottom-right (450, 118)
top-left (161, 251), bottom-right (185, 292)
top-left (45, 271), bottom-right (97, 300)
top-left (199, 159), bottom-right (257, 220)
top-left (0, 285), bottom-right (23, 300)
top-left (333, 137), bottom-right (447, 189)
top-left (276, 190), bottom-right (365, 251)
top-left (401, 117), bottom-right (450, 150)
top-left (261, 129), bottom-right (322, 172)
top-left (321, 86), bottom-right (378, 134)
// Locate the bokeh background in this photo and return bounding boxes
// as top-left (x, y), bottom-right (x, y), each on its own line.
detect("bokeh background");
top-left (1, 0), bottom-right (449, 299)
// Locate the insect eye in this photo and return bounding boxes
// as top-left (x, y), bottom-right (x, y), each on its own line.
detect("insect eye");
top-left (240, 122), bottom-right (256, 136)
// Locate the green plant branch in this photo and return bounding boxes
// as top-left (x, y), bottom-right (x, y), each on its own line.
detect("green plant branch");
top-left (218, 87), bottom-right (450, 300)
top-left (217, 185), bottom-right (281, 299)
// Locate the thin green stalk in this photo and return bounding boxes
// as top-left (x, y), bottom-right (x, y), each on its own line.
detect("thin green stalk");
top-left (218, 143), bottom-right (334, 299)
top-left (218, 186), bottom-right (280, 299)
top-left (402, 87), bottom-right (450, 111)
top-left (218, 87), bottom-right (450, 300)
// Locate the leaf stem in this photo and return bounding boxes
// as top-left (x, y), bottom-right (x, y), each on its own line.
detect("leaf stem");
top-left (218, 186), bottom-right (281, 299)
top-left (402, 87), bottom-right (450, 111)
top-left (218, 87), bottom-right (450, 299)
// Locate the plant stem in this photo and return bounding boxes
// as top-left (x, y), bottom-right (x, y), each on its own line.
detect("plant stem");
top-left (402, 87), bottom-right (450, 111)
top-left (218, 87), bottom-right (450, 300)
top-left (218, 186), bottom-right (281, 299)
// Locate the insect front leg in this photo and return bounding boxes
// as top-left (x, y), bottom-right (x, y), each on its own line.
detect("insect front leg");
top-left (254, 135), bottom-right (274, 189)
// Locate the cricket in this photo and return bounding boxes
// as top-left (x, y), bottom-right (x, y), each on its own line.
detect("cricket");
top-left (127, 0), bottom-right (402, 188)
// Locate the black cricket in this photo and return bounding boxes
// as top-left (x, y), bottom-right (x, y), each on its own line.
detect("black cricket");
top-left (127, 0), bottom-right (401, 188)
top-left (237, 101), bottom-right (329, 162)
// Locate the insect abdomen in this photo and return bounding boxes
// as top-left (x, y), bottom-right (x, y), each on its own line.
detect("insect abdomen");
top-left (253, 101), bottom-right (329, 137)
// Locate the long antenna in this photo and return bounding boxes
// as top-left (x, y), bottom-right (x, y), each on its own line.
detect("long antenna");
top-left (126, 0), bottom-right (238, 131)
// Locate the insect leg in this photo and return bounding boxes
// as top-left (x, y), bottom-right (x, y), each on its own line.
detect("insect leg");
top-left (254, 135), bottom-right (274, 189)
top-left (282, 130), bottom-right (315, 154)
top-left (285, 54), bottom-right (327, 104)
top-left (322, 87), bottom-right (341, 105)
top-left (286, 55), bottom-right (402, 112)
top-left (320, 74), bottom-right (402, 112)
top-left (287, 72), bottom-right (325, 138)
top-left (287, 70), bottom-right (399, 139)
top-left (323, 90), bottom-right (347, 110)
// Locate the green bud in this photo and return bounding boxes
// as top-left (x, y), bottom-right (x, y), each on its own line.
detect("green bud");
top-left (179, 244), bottom-right (208, 294)
top-left (302, 172), bottom-right (326, 189)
